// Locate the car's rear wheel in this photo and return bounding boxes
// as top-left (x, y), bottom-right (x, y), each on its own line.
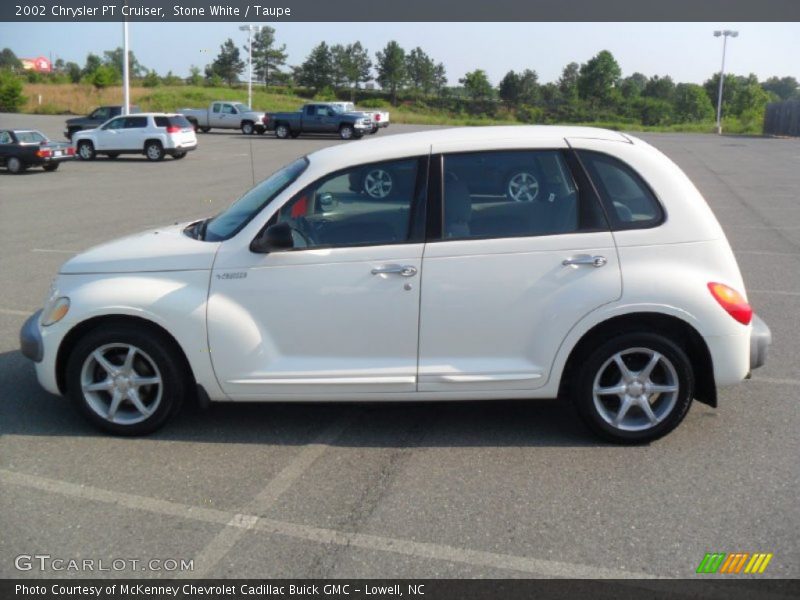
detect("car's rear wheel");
top-left (43, 163), bottom-right (59, 172)
top-left (275, 124), bottom-right (290, 139)
top-left (106, 152), bottom-right (119, 160)
top-left (572, 332), bottom-right (694, 444)
top-left (7, 156), bottom-right (26, 173)
top-left (145, 141), bottom-right (164, 162)
top-left (66, 324), bottom-right (188, 436)
top-left (200, 127), bottom-right (211, 133)
top-left (77, 141), bottom-right (96, 161)
top-left (241, 121), bottom-right (255, 135)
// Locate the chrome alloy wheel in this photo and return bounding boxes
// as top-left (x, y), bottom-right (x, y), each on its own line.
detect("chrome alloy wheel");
top-left (507, 172), bottom-right (540, 202)
top-left (364, 168), bottom-right (393, 198)
top-left (80, 343), bottom-right (163, 425)
top-left (592, 347), bottom-right (679, 432)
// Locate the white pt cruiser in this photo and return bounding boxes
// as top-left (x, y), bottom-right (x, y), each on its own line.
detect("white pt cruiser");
top-left (20, 127), bottom-right (771, 443)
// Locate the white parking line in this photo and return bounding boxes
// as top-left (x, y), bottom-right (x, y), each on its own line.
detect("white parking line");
top-left (3, 466), bottom-right (798, 593)
top-left (751, 376), bottom-right (800, 387)
top-left (31, 248), bottom-right (78, 254)
top-left (0, 467), bottom-right (656, 579)
top-left (749, 289), bottom-right (800, 297)
top-left (0, 307), bottom-right (31, 316)
top-left (185, 415), bottom-right (357, 577)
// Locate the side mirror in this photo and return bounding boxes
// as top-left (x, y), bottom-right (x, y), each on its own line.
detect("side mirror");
top-left (250, 222), bottom-right (294, 253)
top-left (319, 192), bottom-right (336, 211)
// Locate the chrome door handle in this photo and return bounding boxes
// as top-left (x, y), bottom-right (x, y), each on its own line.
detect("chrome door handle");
top-left (562, 255), bottom-right (607, 268)
top-left (371, 264), bottom-right (418, 277)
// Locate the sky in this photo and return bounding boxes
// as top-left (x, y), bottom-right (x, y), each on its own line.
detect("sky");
top-left (1, 22), bottom-right (798, 85)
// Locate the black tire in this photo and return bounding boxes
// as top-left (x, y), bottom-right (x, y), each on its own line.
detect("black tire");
top-left (189, 120), bottom-right (199, 133)
top-left (144, 141), bottom-right (164, 162)
top-left (290, 131), bottom-right (301, 139)
top-left (241, 121), bottom-right (255, 135)
top-left (77, 141), bottom-right (96, 161)
top-left (65, 324), bottom-right (189, 436)
top-left (106, 152), bottom-right (120, 160)
top-left (7, 156), bottom-right (26, 173)
top-left (275, 123), bottom-right (290, 139)
top-left (339, 124), bottom-right (355, 140)
top-left (43, 163), bottom-right (60, 172)
top-left (173, 152), bottom-right (187, 160)
top-left (571, 332), bottom-right (694, 444)
top-left (200, 127), bottom-right (211, 133)
top-left (255, 125), bottom-right (266, 135)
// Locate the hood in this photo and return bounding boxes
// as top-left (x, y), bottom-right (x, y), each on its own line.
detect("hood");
top-left (60, 223), bottom-right (219, 275)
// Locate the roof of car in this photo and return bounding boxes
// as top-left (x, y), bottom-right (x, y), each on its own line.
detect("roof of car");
top-left (306, 125), bottom-right (632, 171)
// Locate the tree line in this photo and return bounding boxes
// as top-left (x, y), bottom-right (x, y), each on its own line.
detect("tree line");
top-left (1, 39), bottom-right (799, 130)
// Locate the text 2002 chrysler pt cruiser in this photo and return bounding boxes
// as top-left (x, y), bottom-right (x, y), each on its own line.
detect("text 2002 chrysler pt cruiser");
top-left (20, 127), bottom-right (771, 443)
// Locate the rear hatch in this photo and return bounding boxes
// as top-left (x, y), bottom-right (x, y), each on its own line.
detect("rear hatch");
top-left (156, 115), bottom-right (197, 146)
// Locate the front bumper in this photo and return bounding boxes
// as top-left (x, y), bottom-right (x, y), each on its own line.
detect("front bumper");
top-left (750, 314), bottom-right (771, 370)
top-left (20, 310), bottom-right (43, 363)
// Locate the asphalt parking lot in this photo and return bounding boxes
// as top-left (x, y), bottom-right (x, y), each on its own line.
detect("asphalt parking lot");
top-left (0, 114), bottom-right (798, 581)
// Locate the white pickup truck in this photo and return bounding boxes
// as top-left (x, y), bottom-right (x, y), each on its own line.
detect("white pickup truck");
top-left (178, 101), bottom-right (267, 135)
top-left (329, 102), bottom-right (390, 133)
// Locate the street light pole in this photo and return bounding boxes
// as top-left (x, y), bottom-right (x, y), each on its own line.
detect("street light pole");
top-left (713, 29), bottom-right (738, 135)
top-left (122, 18), bottom-right (130, 115)
top-left (239, 25), bottom-right (262, 108)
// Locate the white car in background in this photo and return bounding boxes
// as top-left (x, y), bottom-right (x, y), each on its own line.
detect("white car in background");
top-left (329, 102), bottom-right (390, 133)
top-left (20, 126), bottom-right (770, 443)
top-left (72, 113), bottom-right (197, 161)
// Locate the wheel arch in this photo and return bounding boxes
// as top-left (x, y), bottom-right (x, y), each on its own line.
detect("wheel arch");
top-left (55, 314), bottom-right (195, 396)
top-left (557, 312), bottom-right (716, 407)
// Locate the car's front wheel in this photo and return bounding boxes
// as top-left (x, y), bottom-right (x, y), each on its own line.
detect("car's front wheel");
top-left (77, 141), bottom-right (96, 161)
top-left (572, 332), bottom-right (694, 444)
top-left (241, 121), bottom-right (255, 135)
top-left (339, 125), bottom-right (355, 140)
top-left (66, 324), bottom-right (188, 435)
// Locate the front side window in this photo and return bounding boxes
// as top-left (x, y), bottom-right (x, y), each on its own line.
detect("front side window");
top-left (273, 158), bottom-right (421, 249)
top-left (204, 157), bottom-right (309, 242)
top-left (102, 117), bottom-right (125, 130)
top-left (221, 104), bottom-right (237, 114)
top-left (577, 151), bottom-right (663, 228)
top-left (441, 150), bottom-right (604, 240)
top-left (0, 131), bottom-right (12, 144)
top-left (92, 108), bottom-right (110, 120)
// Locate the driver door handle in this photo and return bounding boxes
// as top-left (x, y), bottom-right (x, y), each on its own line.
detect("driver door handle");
top-left (371, 264), bottom-right (417, 277)
top-left (562, 254), bottom-right (607, 268)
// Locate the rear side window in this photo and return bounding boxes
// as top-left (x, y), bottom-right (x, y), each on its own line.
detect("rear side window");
top-left (124, 116), bottom-right (148, 129)
top-left (155, 116), bottom-right (191, 128)
top-left (440, 150), bottom-right (606, 240)
top-left (577, 151), bottom-right (664, 229)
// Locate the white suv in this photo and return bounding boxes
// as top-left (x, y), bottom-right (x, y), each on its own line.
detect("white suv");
top-left (20, 127), bottom-right (770, 443)
top-left (72, 113), bottom-right (197, 161)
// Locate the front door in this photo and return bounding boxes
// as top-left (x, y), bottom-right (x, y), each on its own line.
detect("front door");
top-left (95, 116), bottom-right (126, 151)
top-left (418, 146), bottom-right (622, 392)
top-left (207, 156), bottom-right (428, 398)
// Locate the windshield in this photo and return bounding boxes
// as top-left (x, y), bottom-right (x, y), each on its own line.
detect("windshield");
top-left (233, 103), bottom-right (251, 113)
top-left (203, 157), bottom-right (309, 241)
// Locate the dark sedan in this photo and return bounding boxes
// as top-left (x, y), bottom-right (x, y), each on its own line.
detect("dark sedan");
top-left (0, 129), bottom-right (75, 174)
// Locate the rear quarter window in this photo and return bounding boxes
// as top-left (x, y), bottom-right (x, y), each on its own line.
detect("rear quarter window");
top-left (577, 151), bottom-right (664, 229)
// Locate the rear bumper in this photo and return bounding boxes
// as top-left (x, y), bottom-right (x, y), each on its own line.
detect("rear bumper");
top-left (19, 310), bottom-right (43, 363)
top-left (750, 314), bottom-right (771, 370)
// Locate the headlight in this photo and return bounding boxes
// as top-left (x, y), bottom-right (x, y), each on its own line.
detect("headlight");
top-left (41, 297), bottom-right (70, 326)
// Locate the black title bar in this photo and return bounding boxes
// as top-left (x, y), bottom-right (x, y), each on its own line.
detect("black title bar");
top-left (3, 0), bottom-right (800, 22)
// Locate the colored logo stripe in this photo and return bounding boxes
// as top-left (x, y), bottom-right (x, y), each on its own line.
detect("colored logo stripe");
top-left (697, 552), bottom-right (773, 574)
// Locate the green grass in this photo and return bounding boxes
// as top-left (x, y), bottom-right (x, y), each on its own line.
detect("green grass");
top-left (21, 83), bottom-right (765, 136)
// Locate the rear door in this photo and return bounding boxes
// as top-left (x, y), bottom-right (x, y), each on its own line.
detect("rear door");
top-left (417, 142), bottom-right (621, 392)
top-left (121, 115), bottom-right (149, 150)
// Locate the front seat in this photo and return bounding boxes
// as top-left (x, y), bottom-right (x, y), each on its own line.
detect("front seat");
top-left (444, 176), bottom-right (472, 239)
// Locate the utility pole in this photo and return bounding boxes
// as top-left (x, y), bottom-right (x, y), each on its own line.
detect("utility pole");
top-left (713, 29), bottom-right (738, 135)
top-left (239, 24), bottom-right (262, 108)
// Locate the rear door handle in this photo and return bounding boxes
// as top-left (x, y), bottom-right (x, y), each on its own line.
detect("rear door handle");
top-left (562, 254), bottom-right (607, 268)
top-left (371, 264), bottom-right (418, 277)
